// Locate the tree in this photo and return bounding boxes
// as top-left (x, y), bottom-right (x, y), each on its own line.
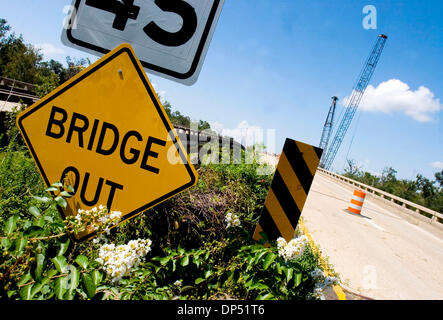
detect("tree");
top-left (435, 170), bottom-right (443, 189)
top-left (416, 174), bottom-right (436, 199)
top-left (0, 18), bottom-right (10, 39)
top-left (0, 33), bottom-right (43, 84)
top-left (0, 19), bottom-right (91, 97)
top-left (343, 159), bottom-right (361, 179)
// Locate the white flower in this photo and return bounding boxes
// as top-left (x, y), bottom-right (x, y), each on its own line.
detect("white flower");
top-left (174, 280), bottom-right (182, 287)
top-left (225, 212), bottom-right (241, 228)
top-left (98, 239), bottom-right (152, 283)
top-left (276, 235), bottom-right (308, 261)
top-left (310, 267), bottom-right (339, 299)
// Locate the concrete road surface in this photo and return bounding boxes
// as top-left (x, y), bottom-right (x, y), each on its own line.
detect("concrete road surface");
top-left (302, 172), bottom-right (443, 300)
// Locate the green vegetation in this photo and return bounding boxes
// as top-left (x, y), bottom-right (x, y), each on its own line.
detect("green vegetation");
top-left (0, 18), bottom-right (211, 137)
top-left (163, 100), bottom-right (212, 132)
top-left (343, 159), bottom-right (443, 215)
top-left (0, 18), bottom-right (89, 98)
top-left (0, 104), bottom-right (331, 300)
top-left (0, 18), bottom-right (333, 300)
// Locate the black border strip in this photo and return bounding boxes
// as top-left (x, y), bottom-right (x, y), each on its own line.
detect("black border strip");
top-left (271, 170), bottom-right (301, 230)
top-left (67, 0), bottom-right (221, 80)
top-left (258, 207), bottom-right (281, 241)
top-left (283, 139), bottom-right (314, 195)
top-left (17, 46), bottom-right (197, 242)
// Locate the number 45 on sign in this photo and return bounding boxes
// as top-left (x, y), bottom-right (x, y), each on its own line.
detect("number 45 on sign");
top-left (62, 0), bottom-right (225, 85)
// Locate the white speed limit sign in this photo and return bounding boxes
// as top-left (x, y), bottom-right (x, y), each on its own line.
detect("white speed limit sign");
top-left (62, 0), bottom-right (225, 85)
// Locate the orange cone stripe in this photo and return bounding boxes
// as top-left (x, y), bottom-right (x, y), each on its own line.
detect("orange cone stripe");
top-left (347, 206), bottom-right (361, 214)
top-left (350, 199), bottom-right (364, 207)
top-left (347, 189), bottom-right (366, 215)
top-left (354, 190), bottom-right (366, 198)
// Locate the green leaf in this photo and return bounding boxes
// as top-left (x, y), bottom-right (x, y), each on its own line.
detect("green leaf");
top-left (4, 215), bottom-right (19, 235)
top-left (28, 206), bottom-right (41, 218)
top-left (181, 255), bottom-right (189, 267)
top-left (284, 267), bottom-right (294, 283)
top-left (294, 273), bottom-right (302, 287)
top-left (1, 238), bottom-right (12, 250)
top-left (33, 216), bottom-right (45, 228)
top-left (204, 269), bottom-right (213, 279)
top-left (66, 265), bottom-right (79, 300)
top-left (250, 282), bottom-right (268, 291)
top-left (40, 276), bottom-right (51, 286)
top-left (91, 270), bottom-right (102, 286)
top-left (35, 254), bottom-right (45, 281)
top-left (59, 191), bottom-right (72, 198)
top-left (275, 262), bottom-right (283, 274)
top-left (45, 186), bottom-right (58, 192)
top-left (46, 269), bottom-right (58, 279)
top-left (180, 285), bottom-right (195, 293)
top-left (263, 253), bottom-right (277, 270)
top-left (195, 277), bottom-right (205, 285)
top-left (57, 239), bottom-right (70, 256)
top-left (226, 271), bottom-right (234, 283)
top-left (20, 284), bottom-right (33, 300)
top-left (82, 273), bottom-right (96, 299)
top-left (30, 282), bottom-right (44, 299)
top-left (52, 182), bottom-right (63, 188)
top-left (75, 255), bottom-right (89, 270)
top-left (254, 250), bottom-right (268, 264)
top-left (18, 273), bottom-right (32, 286)
top-left (55, 196), bottom-right (67, 209)
top-left (54, 277), bottom-right (66, 300)
top-left (256, 292), bottom-right (275, 300)
top-left (25, 225), bottom-right (44, 237)
top-left (33, 196), bottom-right (51, 203)
top-left (14, 237), bottom-right (28, 256)
top-left (158, 257), bottom-right (169, 266)
top-left (52, 256), bottom-right (68, 273)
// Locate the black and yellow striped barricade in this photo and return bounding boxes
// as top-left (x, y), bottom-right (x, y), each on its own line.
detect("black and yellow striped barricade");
top-left (254, 138), bottom-right (323, 242)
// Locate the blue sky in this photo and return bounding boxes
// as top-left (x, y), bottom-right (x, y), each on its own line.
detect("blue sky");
top-left (1, 0), bottom-right (442, 180)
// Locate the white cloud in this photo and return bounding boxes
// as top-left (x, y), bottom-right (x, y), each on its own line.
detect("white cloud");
top-left (35, 43), bottom-right (65, 57)
top-left (430, 161), bottom-right (443, 169)
top-left (343, 79), bottom-right (442, 122)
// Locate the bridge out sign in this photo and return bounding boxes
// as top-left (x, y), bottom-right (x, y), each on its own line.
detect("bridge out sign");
top-left (61, 0), bottom-right (225, 85)
top-left (17, 44), bottom-right (197, 242)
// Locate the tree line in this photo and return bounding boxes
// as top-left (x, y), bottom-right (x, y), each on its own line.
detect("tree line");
top-left (0, 18), bottom-right (212, 140)
top-left (343, 159), bottom-right (443, 215)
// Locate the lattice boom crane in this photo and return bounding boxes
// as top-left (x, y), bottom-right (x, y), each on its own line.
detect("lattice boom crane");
top-left (319, 96), bottom-right (338, 159)
top-left (320, 34), bottom-right (388, 170)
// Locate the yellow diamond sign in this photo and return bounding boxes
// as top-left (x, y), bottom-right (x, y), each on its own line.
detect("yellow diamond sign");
top-left (17, 44), bottom-right (198, 242)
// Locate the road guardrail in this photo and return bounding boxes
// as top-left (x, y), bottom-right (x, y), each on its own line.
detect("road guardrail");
top-left (317, 167), bottom-right (443, 225)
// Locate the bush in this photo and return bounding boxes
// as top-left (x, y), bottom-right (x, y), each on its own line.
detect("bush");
top-left (0, 124), bottom-right (331, 300)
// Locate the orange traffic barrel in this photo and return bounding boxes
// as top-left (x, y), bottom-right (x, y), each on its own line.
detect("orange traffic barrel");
top-left (347, 189), bottom-right (366, 215)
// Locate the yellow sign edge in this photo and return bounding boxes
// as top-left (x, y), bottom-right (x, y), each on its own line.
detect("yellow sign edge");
top-left (16, 43), bottom-right (198, 242)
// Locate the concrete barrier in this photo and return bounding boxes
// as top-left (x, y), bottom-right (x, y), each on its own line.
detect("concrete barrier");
top-left (317, 168), bottom-right (443, 233)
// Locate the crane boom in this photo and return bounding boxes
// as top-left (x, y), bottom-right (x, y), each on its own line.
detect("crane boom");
top-left (319, 96), bottom-right (338, 165)
top-left (321, 34), bottom-right (388, 170)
